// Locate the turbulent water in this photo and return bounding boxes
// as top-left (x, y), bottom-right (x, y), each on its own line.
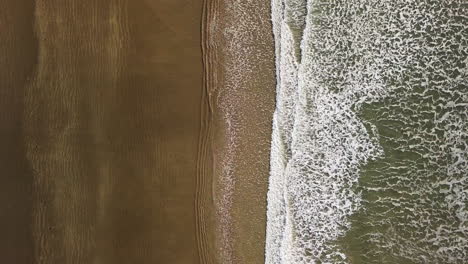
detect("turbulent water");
top-left (266, 1), bottom-right (468, 263)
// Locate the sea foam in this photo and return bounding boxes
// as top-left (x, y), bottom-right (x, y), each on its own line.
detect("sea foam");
top-left (266, 1), bottom-right (468, 263)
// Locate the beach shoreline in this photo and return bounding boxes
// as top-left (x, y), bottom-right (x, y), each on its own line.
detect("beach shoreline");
top-left (207, 1), bottom-right (276, 263)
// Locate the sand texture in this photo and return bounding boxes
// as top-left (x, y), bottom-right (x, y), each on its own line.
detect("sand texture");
top-left (0, 0), bottom-right (215, 263)
top-left (206, 1), bottom-right (276, 263)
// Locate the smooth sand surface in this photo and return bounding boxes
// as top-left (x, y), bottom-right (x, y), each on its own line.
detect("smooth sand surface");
top-left (1, 0), bottom-right (213, 263)
top-left (207, 1), bottom-right (276, 263)
top-left (0, 0), bottom-right (36, 262)
top-left (1, 0), bottom-right (275, 263)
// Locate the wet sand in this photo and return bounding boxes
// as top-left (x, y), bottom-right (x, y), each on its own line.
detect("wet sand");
top-left (207, 1), bottom-right (276, 263)
top-left (1, 0), bottom-right (213, 263)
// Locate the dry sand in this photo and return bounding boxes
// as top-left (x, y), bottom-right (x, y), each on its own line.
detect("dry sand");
top-left (1, 0), bottom-right (213, 263)
top-left (0, 0), bottom-right (275, 263)
top-left (0, 0), bottom-right (36, 262)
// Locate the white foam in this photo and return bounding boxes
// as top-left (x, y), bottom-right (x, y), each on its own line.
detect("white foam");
top-left (266, 0), bottom-right (468, 263)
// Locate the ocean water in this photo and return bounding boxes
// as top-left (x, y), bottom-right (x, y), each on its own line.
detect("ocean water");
top-left (266, 1), bottom-right (468, 263)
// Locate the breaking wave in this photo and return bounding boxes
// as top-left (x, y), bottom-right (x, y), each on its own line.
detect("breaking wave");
top-left (266, 1), bottom-right (468, 263)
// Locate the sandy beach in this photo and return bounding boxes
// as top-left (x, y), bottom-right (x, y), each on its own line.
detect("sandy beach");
top-left (207, 1), bottom-right (276, 263)
top-left (0, 0), bottom-right (36, 262)
top-left (1, 0), bottom-right (278, 263)
top-left (2, 0), bottom-right (212, 263)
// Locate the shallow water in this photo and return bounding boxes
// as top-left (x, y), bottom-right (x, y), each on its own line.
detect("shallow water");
top-left (266, 1), bottom-right (468, 263)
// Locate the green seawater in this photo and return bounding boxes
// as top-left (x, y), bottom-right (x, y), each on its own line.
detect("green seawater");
top-left (337, 2), bottom-right (468, 263)
top-left (266, 1), bottom-right (467, 263)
